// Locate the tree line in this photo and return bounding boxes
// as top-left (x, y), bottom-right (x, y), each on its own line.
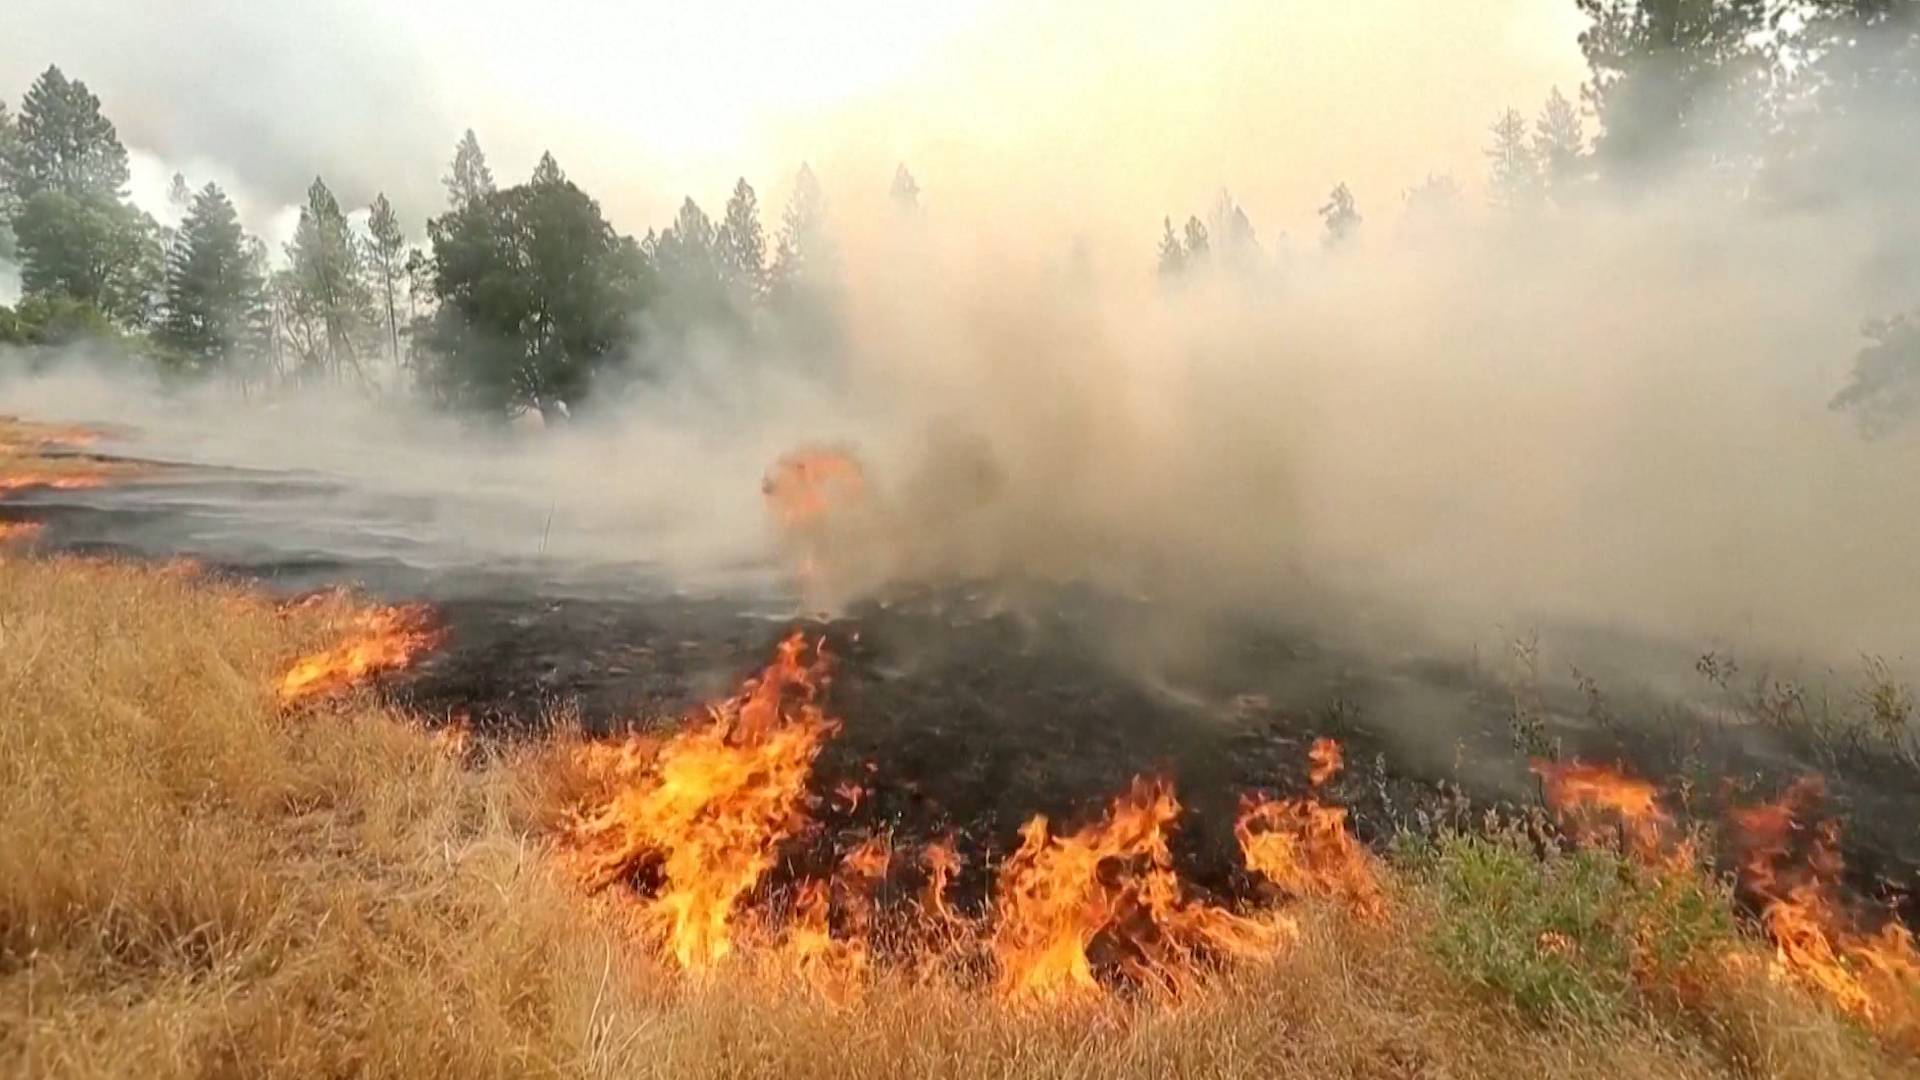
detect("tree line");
top-left (2, 2), bottom-right (1917, 427)
top-left (0, 67), bottom-right (861, 420)
top-left (1148, 2), bottom-right (1918, 433)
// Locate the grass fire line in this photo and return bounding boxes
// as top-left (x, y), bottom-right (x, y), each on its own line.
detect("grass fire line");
top-left (5, 550), bottom-right (1917, 1078)
top-left (4, 416), bottom-right (1920, 1078)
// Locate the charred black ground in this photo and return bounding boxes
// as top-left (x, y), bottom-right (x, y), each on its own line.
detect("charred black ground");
top-left (6, 445), bottom-right (1919, 918)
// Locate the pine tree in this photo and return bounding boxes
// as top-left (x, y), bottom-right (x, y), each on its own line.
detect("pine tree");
top-left (1156, 216), bottom-right (1186, 279)
top-left (285, 176), bottom-right (373, 381)
top-left (1487, 108), bottom-right (1541, 211)
top-left (1402, 173), bottom-right (1464, 236)
top-left (3, 66), bottom-right (130, 201)
top-left (1319, 183), bottom-right (1361, 247)
top-left (444, 129), bottom-right (496, 209)
top-left (2, 66), bottom-right (157, 328)
top-left (1182, 216), bottom-right (1211, 265)
top-left (367, 193), bottom-right (405, 370)
top-left (167, 172), bottom-right (192, 216)
top-left (771, 164), bottom-right (832, 290)
top-left (1208, 190), bottom-right (1259, 269)
top-left (1534, 87), bottom-right (1586, 194)
top-left (530, 151), bottom-right (564, 188)
top-left (0, 102), bottom-right (17, 259)
top-left (890, 164), bottom-right (921, 212)
top-left (1575, 0), bottom-right (1773, 173)
top-left (158, 182), bottom-right (262, 374)
top-left (717, 178), bottom-right (767, 301)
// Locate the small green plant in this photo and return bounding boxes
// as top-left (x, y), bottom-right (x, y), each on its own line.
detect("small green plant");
top-left (1405, 828), bottom-right (1734, 1027)
top-left (1506, 634), bottom-right (1554, 760)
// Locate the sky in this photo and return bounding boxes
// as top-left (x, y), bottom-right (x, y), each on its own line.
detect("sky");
top-left (1, 1), bottom-right (1589, 252)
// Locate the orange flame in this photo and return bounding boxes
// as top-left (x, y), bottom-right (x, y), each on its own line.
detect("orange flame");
top-left (921, 839), bottom-right (966, 928)
top-left (990, 776), bottom-right (1290, 999)
top-left (1532, 759), bottom-right (1680, 866)
top-left (567, 633), bottom-right (839, 971)
top-left (762, 446), bottom-right (867, 531)
top-left (276, 604), bottom-right (443, 704)
top-left (0, 521), bottom-right (43, 544)
top-left (1307, 736), bottom-right (1344, 787)
top-left (1728, 779), bottom-right (1920, 1039)
top-left (1236, 741), bottom-right (1384, 920)
top-left (0, 473), bottom-right (107, 494)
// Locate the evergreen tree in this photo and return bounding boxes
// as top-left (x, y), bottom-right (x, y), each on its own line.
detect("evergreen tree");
top-left (1182, 216), bottom-right (1211, 265)
top-left (284, 177), bottom-right (374, 381)
top-left (2, 66), bottom-right (157, 330)
top-left (367, 193), bottom-right (405, 369)
top-left (1402, 173), bottom-right (1464, 236)
top-left (1208, 189), bottom-right (1259, 269)
top-left (422, 152), bottom-right (647, 419)
top-left (158, 182), bottom-right (262, 374)
top-left (167, 172), bottom-right (192, 216)
top-left (890, 164), bottom-right (921, 212)
top-left (768, 164), bottom-right (840, 351)
top-left (1156, 216), bottom-right (1186, 279)
top-left (1534, 87), bottom-right (1587, 193)
top-left (444, 128), bottom-right (496, 210)
top-left (649, 196), bottom-right (733, 333)
top-left (717, 177), bottom-right (767, 301)
top-left (771, 164), bottom-right (832, 291)
top-left (0, 102), bottom-right (17, 259)
top-left (1831, 308), bottom-right (1920, 438)
top-left (1319, 183), bottom-right (1361, 247)
top-left (12, 192), bottom-right (161, 325)
top-left (1575, 0), bottom-right (1774, 174)
top-left (2, 66), bottom-right (130, 201)
top-left (1487, 108), bottom-right (1541, 211)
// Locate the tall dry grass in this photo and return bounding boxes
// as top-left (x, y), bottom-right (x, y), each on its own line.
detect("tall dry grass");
top-left (0, 553), bottom-right (1908, 1079)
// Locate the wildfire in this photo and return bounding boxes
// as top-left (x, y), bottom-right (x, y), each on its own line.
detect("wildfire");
top-left (762, 446), bottom-right (867, 531)
top-left (566, 632), bottom-right (839, 971)
top-left (0, 521), bottom-right (43, 544)
top-left (276, 603), bottom-right (444, 704)
top-left (1729, 779), bottom-right (1920, 1039)
top-left (0, 473), bottom-right (107, 494)
top-left (558, 632), bottom-right (1374, 998)
top-left (1307, 736), bottom-right (1344, 787)
top-left (1532, 759), bottom-right (1680, 865)
top-left (991, 776), bottom-right (1291, 999)
top-left (1235, 739), bottom-right (1385, 920)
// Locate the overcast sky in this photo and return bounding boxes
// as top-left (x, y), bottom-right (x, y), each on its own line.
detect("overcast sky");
top-left (1, 1), bottom-right (1588, 248)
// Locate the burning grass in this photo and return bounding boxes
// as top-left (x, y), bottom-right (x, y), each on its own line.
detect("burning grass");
top-left (0, 416), bottom-right (143, 542)
top-left (1, 552), bottom-right (1913, 1079)
top-left (274, 593), bottom-right (444, 705)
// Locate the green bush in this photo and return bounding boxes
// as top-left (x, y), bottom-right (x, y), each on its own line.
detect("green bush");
top-left (1403, 828), bottom-right (1734, 1026)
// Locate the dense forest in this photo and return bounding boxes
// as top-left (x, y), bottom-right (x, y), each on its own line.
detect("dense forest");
top-left (0, 0), bottom-right (1916, 429)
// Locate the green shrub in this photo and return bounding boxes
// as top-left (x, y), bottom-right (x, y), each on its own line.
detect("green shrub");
top-left (1404, 828), bottom-right (1734, 1026)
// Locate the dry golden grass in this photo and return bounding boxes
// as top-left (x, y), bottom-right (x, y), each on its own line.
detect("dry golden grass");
top-left (0, 416), bottom-right (139, 493)
top-left (0, 551), bottom-right (1910, 1079)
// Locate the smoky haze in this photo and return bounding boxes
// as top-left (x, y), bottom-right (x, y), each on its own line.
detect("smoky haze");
top-left (3, 10), bottom-right (1918, 685)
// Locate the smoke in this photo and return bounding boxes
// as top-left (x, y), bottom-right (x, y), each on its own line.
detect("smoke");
top-left (3, 8), bottom-right (1918, 688)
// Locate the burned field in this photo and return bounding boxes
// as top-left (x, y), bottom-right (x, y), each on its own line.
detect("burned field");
top-left (7, 431), bottom-right (1917, 886)
top-left (7, 417), bottom-right (1920, 1037)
